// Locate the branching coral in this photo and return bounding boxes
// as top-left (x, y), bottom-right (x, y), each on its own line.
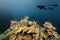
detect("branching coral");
top-left (0, 16), bottom-right (60, 40)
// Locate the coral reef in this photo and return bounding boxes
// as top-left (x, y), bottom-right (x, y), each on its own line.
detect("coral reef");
top-left (0, 16), bottom-right (60, 40)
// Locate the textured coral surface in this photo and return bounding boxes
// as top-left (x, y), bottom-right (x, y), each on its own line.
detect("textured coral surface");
top-left (0, 16), bottom-right (60, 40)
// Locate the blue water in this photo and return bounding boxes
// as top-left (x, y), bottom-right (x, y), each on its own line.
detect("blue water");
top-left (0, 0), bottom-right (60, 34)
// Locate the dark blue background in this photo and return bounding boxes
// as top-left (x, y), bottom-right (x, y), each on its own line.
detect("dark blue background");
top-left (0, 0), bottom-right (60, 34)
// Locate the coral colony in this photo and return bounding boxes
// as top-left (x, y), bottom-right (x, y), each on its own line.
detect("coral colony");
top-left (0, 16), bottom-right (60, 40)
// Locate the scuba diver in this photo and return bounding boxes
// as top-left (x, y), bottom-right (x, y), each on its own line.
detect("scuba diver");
top-left (37, 4), bottom-right (58, 10)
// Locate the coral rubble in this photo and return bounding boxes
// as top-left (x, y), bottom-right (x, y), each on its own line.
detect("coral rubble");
top-left (0, 16), bottom-right (60, 40)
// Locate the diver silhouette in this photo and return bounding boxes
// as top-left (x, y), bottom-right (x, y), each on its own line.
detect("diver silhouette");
top-left (37, 4), bottom-right (58, 10)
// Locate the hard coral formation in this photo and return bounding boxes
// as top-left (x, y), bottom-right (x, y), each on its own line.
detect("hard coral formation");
top-left (0, 16), bottom-right (60, 40)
